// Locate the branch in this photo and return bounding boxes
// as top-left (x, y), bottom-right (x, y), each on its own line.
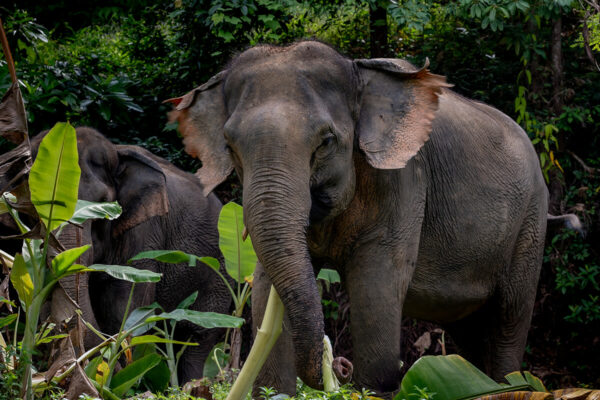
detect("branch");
top-left (568, 150), bottom-right (598, 175)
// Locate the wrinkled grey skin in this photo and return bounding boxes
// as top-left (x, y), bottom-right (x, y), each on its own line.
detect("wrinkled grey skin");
top-left (169, 41), bottom-right (549, 395)
top-left (30, 127), bottom-right (230, 383)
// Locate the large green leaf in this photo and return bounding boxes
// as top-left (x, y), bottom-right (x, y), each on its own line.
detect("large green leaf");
top-left (88, 264), bottom-right (162, 283)
top-left (51, 245), bottom-right (90, 276)
top-left (146, 309), bottom-right (244, 329)
top-left (395, 355), bottom-right (535, 400)
top-left (10, 253), bottom-right (33, 308)
top-left (29, 122), bottom-right (81, 232)
top-left (109, 353), bottom-right (161, 397)
top-left (69, 200), bottom-right (122, 225)
top-left (218, 202), bottom-right (257, 283)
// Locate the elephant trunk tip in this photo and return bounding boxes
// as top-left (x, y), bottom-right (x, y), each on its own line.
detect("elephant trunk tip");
top-left (333, 357), bottom-right (353, 384)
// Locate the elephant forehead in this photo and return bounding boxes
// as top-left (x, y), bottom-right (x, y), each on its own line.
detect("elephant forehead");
top-left (224, 44), bottom-right (354, 100)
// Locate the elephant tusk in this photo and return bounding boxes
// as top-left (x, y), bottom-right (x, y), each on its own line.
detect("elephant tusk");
top-left (242, 226), bottom-right (249, 241)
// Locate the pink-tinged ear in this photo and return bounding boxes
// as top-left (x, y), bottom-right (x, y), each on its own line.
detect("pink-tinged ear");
top-left (165, 71), bottom-right (232, 196)
top-left (355, 58), bottom-right (451, 169)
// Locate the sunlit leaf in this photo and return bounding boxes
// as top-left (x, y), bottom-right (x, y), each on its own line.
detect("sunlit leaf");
top-left (10, 254), bottom-right (34, 308)
top-left (0, 314), bottom-right (18, 329)
top-left (218, 202), bottom-right (257, 283)
top-left (88, 264), bottom-right (162, 283)
top-left (51, 245), bottom-right (90, 276)
top-left (29, 122), bottom-right (80, 231)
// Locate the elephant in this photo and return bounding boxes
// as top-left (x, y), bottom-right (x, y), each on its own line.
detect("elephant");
top-left (28, 127), bottom-right (231, 383)
top-left (167, 41), bottom-right (551, 395)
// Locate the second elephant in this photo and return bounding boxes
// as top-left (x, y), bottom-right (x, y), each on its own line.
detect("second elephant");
top-left (30, 127), bottom-right (230, 383)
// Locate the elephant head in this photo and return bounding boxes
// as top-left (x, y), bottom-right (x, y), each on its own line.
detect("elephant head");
top-left (168, 41), bottom-right (448, 388)
top-left (29, 127), bottom-right (170, 346)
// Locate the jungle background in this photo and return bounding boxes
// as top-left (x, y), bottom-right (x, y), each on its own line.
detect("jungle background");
top-left (0, 0), bottom-right (599, 394)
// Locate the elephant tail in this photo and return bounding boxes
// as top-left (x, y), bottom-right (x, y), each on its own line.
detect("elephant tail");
top-left (547, 213), bottom-right (586, 238)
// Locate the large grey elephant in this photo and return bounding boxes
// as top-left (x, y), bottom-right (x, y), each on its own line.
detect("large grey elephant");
top-left (29, 127), bottom-right (230, 383)
top-left (168, 41), bottom-right (549, 395)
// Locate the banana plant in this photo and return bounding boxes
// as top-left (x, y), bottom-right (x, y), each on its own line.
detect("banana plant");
top-left (70, 263), bottom-right (244, 398)
top-left (132, 201), bottom-right (258, 373)
top-left (0, 122), bottom-right (122, 399)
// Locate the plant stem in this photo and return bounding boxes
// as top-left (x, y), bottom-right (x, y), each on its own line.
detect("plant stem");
top-left (225, 285), bottom-right (284, 400)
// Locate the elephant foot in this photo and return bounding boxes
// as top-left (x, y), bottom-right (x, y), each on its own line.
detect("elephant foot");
top-left (333, 357), bottom-right (353, 384)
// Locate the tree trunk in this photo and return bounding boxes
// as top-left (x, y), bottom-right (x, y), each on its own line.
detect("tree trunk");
top-left (551, 15), bottom-right (563, 117)
top-left (369, 1), bottom-right (388, 58)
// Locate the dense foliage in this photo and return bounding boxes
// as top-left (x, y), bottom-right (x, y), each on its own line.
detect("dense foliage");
top-left (1, 0), bottom-right (599, 394)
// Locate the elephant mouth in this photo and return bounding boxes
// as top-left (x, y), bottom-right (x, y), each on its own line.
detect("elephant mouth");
top-left (310, 189), bottom-right (334, 222)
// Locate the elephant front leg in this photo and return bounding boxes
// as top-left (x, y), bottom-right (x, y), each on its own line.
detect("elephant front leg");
top-left (345, 244), bottom-right (418, 396)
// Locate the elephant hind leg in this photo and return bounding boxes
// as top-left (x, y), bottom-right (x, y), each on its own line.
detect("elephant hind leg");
top-left (446, 212), bottom-right (546, 380)
top-left (486, 214), bottom-right (546, 380)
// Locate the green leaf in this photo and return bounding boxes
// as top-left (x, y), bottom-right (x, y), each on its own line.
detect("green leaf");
top-left (84, 355), bottom-right (104, 380)
top-left (317, 269), bottom-right (341, 284)
top-left (52, 245), bottom-right (90, 276)
top-left (199, 256), bottom-right (220, 273)
top-left (218, 202), bottom-right (257, 283)
top-left (129, 335), bottom-right (198, 347)
top-left (394, 355), bottom-right (532, 400)
top-left (128, 250), bottom-right (196, 266)
top-left (142, 359), bottom-right (170, 393)
top-left (29, 122), bottom-right (81, 232)
top-left (88, 264), bottom-right (162, 283)
top-left (10, 254), bottom-right (34, 308)
top-left (177, 291), bottom-right (199, 310)
top-left (0, 314), bottom-right (18, 329)
top-left (123, 303), bottom-right (160, 336)
top-left (36, 333), bottom-right (68, 345)
top-left (203, 342), bottom-right (230, 378)
top-left (146, 309), bottom-right (244, 329)
top-left (69, 200), bottom-right (122, 225)
top-left (110, 353), bottom-right (161, 397)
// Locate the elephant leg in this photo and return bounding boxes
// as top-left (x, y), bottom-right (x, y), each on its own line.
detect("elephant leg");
top-left (252, 262), bottom-right (297, 396)
top-left (345, 244), bottom-right (418, 396)
top-left (487, 216), bottom-right (546, 380)
top-left (176, 269), bottom-right (233, 384)
top-left (177, 326), bottom-right (225, 383)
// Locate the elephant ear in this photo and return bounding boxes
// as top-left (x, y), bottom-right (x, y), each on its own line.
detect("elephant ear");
top-left (165, 71), bottom-right (232, 196)
top-left (355, 58), bottom-right (451, 169)
top-left (112, 146), bottom-right (170, 237)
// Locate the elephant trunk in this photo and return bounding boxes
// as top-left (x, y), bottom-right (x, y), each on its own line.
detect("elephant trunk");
top-left (243, 164), bottom-right (325, 389)
top-left (58, 222), bottom-right (100, 349)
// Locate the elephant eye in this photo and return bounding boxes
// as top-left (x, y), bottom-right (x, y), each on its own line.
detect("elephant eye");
top-left (321, 136), bottom-right (334, 148)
